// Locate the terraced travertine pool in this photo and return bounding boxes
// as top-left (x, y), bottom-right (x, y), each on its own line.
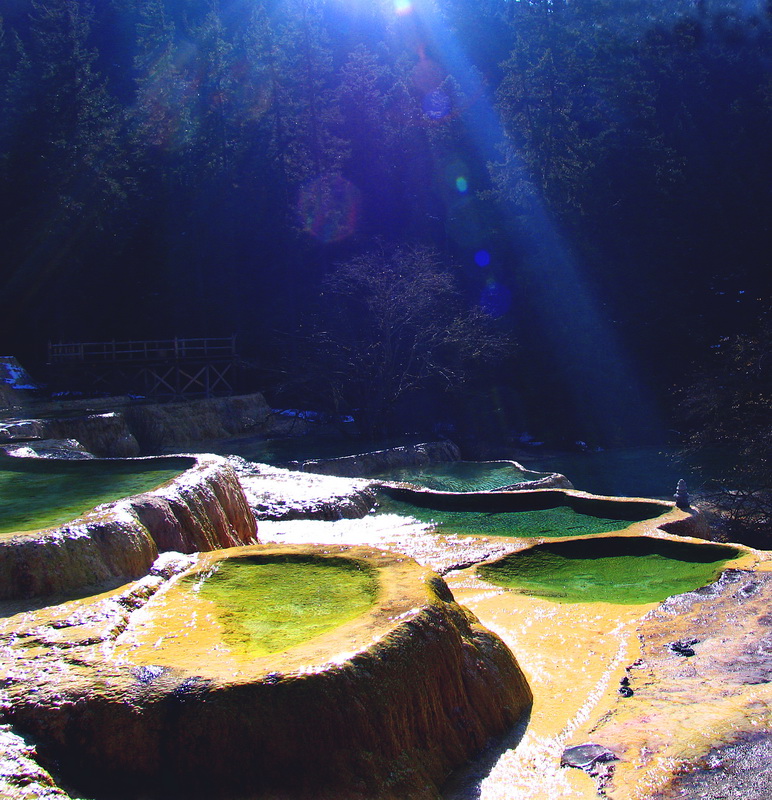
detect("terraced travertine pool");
top-left (478, 536), bottom-right (742, 604)
top-left (375, 494), bottom-right (668, 538)
top-left (374, 461), bottom-right (537, 492)
top-left (0, 455), bottom-right (192, 535)
top-left (191, 554), bottom-right (379, 656)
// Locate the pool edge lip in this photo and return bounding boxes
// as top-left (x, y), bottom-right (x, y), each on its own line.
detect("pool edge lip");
top-left (138, 542), bottom-right (437, 682)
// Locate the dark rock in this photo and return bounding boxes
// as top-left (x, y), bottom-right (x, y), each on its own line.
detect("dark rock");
top-left (561, 743), bottom-right (619, 770)
top-left (674, 479), bottom-right (690, 510)
top-left (289, 440), bottom-right (462, 478)
top-left (668, 639), bottom-right (699, 657)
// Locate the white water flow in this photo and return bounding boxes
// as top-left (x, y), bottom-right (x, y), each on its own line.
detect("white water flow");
top-left (254, 512), bottom-right (657, 799)
top-left (442, 573), bottom-right (655, 800)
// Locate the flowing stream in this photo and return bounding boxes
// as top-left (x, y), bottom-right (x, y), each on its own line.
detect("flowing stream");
top-left (441, 571), bottom-right (654, 800)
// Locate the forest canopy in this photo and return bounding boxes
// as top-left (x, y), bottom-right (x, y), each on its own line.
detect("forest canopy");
top-left (0, 0), bottom-right (770, 446)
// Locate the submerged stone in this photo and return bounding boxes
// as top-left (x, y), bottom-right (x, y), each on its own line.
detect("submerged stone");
top-left (561, 743), bottom-right (619, 770)
top-left (668, 638), bottom-right (699, 657)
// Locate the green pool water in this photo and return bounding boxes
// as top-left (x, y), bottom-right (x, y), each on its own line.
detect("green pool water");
top-left (478, 537), bottom-right (742, 604)
top-left (374, 461), bottom-right (534, 492)
top-left (192, 555), bottom-right (379, 656)
top-left (376, 495), bottom-right (662, 538)
top-left (0, 456), bottom-right (191, 535)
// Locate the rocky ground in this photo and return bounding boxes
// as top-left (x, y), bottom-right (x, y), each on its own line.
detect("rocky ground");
top-left (651, 732), bottom-right (772, 799)
top-left (586, 566), bottom-right (772, 799)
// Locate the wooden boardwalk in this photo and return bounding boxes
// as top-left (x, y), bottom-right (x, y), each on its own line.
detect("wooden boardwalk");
top-left (48, 337), bottom-right (238, 398)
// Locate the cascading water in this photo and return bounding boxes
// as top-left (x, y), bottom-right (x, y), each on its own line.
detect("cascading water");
top-left (442, 571), bottom-right (664, 799)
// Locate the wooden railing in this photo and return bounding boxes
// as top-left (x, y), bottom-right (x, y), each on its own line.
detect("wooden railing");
top-left (48, 336), bottom-right (237, 363)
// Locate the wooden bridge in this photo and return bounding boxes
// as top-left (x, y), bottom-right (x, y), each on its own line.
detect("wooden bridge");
top-left (47, 336), bottom-right (238, 398)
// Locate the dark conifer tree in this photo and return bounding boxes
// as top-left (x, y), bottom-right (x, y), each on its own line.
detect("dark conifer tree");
top-left (0, 0), bottom-right (127, 354)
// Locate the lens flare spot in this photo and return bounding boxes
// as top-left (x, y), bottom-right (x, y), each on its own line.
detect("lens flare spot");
top-left (456, 176), bottom-right (468, 193)
top-left (412, 56), bottom-right (443, 94)
top-left (474, 250), bottom-right (490, 267)
top-left (297, 174), bottom-right (360, 244)
top-left (480, 282), bottom-right (512, 318)
top-left (394, 0), bottom-right (413, 15)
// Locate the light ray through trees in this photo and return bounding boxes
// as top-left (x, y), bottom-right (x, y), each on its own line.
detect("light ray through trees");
top-left (388, 0), bottom-right (663, 444)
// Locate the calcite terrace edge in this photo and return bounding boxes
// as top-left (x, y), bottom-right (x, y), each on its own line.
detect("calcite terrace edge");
top-left (0, 454), bottom-right (258, 600)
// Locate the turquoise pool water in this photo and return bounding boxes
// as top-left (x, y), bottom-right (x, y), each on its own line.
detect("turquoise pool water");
top-left (374, 461), bottom-right (534, 492)
top-left (376, 494), bottom-right (665, 538)
top-left (192, 554), bottom-right (378, 656)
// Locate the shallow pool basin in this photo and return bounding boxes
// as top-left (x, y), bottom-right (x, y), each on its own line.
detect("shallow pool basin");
top-left (0, 454), bottom-right (193, 535)
top-left (151, 551), bottom-right (380, 659)
top-left (377, 485), bottom-right (671, 539)
top-left (478, 536), bottom-right (743, 604)
top-left (374, 460), bottom-right (544, 492)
